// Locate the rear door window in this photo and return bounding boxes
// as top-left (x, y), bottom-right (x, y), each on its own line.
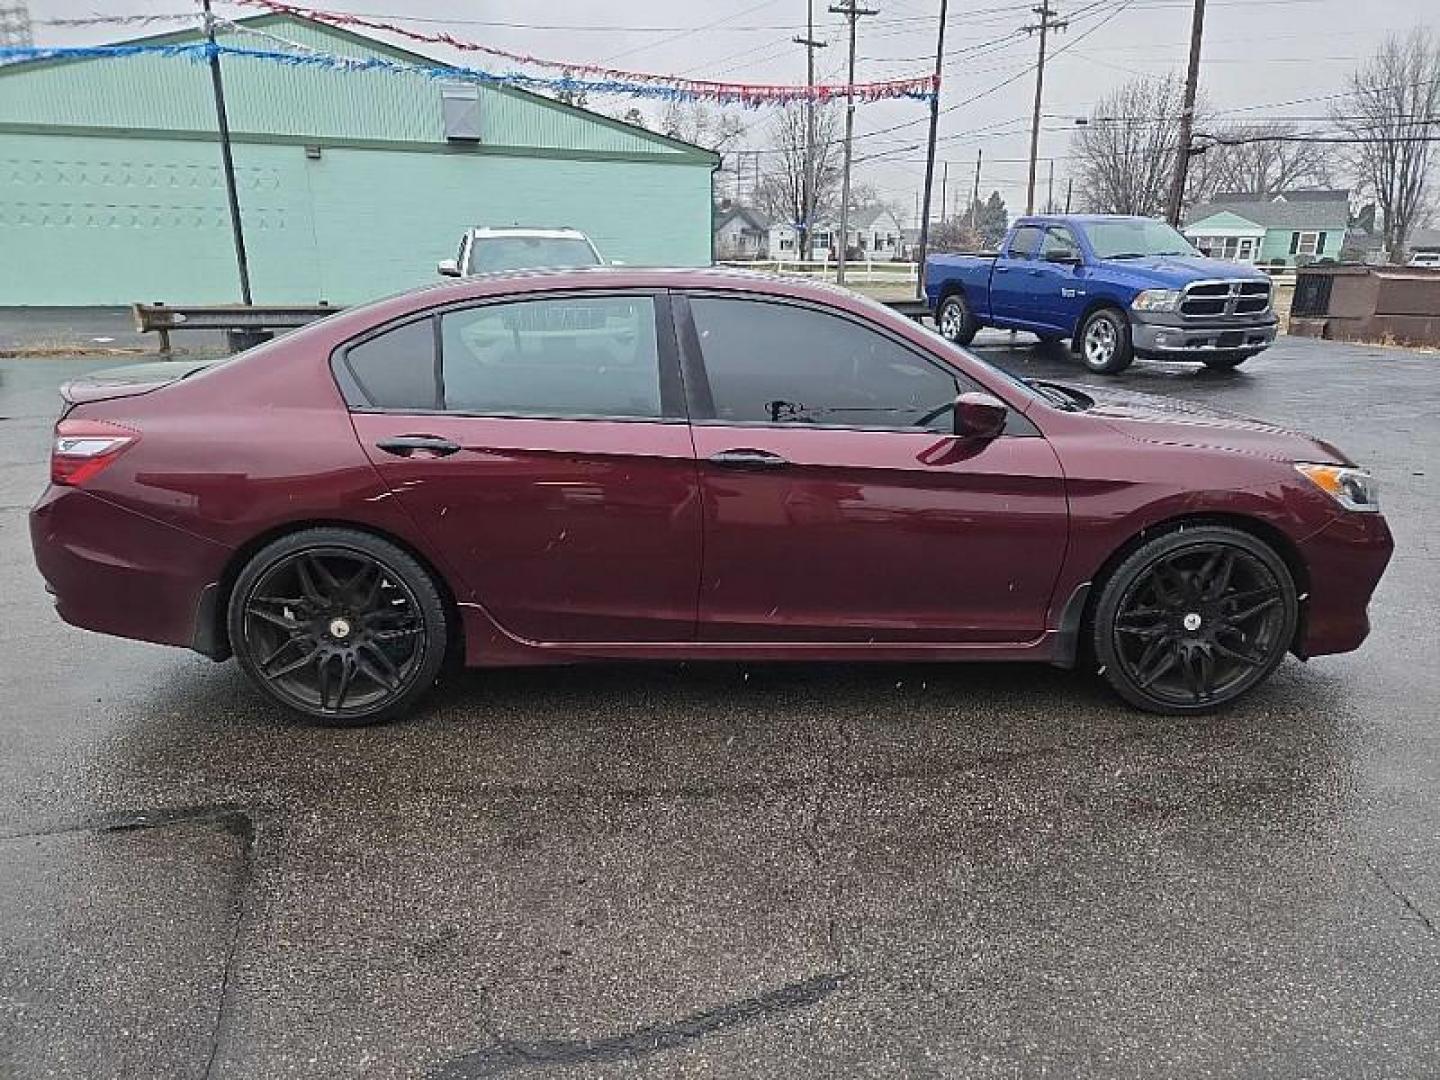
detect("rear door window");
top-left (340, 318), bottom-right (439, 410)
top-left (440, 295), bottom-right (663, 418)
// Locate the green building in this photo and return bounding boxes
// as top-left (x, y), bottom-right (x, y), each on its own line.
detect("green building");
top-left (1182, 190), bottom-right (1352, 269)
top-left (0, 14), bottom-right (718, 306)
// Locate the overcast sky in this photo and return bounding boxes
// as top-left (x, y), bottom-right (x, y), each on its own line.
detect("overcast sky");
top-left (26, 0), bottom-right (1439, 223)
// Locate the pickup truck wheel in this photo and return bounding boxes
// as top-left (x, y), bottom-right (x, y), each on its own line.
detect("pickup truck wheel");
top-left (1078, 308), bottom-right (1134, 374)
top-left (937, 293), bottom-right (978, 346)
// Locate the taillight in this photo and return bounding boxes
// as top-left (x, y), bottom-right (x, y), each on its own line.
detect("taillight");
top-left (51, 418), bottom-right (139, 487)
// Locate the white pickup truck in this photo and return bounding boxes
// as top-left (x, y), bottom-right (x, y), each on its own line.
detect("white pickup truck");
top-left (437, 226), bottom-right (606, 277)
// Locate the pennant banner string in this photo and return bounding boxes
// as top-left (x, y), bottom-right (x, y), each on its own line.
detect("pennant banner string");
top-left (0, 40), bottom-right (936, 106)
top-left (228, 0), bottom-right (936, 103)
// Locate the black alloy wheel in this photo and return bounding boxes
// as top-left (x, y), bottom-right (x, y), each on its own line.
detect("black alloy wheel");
top-left (1093, 526), bottom-right (1298, 714)
top-left (229, 528), bottom-right (448, 724)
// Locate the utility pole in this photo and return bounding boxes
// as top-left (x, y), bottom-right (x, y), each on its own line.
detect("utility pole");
top-left (202, 0), bottom-right (252, 304)
top-left (940, 160), bottom-right (949, 225)
top-left (913, 0), bottom-right (947, 298)
top-left (794, 1), bottom-right (828, 260)
top-left (1064, 175), bottom-right (1073, 213)
top-left (969, 149), bottom-right (982, 231)
top-left (1046, 158), bottom-right (1054, 213)
top-left (1165, 0), bottom-right (1206, 226)
top-left (829, 0), bottom-right (878, 284)
top-left (1022, 1), bottom-right (1066, 215)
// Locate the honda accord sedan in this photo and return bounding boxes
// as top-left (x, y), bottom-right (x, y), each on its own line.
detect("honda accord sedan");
top-left (30, 268), bottom-right (1392, 724)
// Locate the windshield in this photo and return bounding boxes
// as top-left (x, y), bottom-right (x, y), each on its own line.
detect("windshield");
top-left (467, 236), bottom-right (601, 273)
top-left (1076, 218), bottom-right (1198, 260)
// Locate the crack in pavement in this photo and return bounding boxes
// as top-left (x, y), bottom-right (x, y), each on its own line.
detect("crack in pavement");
top-left (428, 972), bottom-right (846, 1079)
top-left (1364, 856), bottom-right (1437, 937)
top-left (0, 803), bottom-right (259, 1080)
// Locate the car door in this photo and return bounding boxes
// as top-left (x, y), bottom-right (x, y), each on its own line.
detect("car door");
top-left (989, 224), bottom-right (1044, 328)
top-left (341, 291), bottom-right (702, 643)
top-left (676, 293), bottom-right (1069, 644)
top-left (1030, 224), bottom-right (1086, 333)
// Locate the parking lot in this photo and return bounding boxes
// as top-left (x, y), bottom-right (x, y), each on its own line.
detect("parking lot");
top-left (1, 329), bottom-right (1436, 1078)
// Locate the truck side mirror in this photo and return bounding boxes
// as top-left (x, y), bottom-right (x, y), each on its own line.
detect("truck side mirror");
top-left (954, 392), bottom-right (1008, 440)
top-left (437, 258), bottom-right (461, 277)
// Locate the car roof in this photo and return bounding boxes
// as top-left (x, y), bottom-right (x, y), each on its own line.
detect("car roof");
top-left (467, 227), bottom-right (592, 240)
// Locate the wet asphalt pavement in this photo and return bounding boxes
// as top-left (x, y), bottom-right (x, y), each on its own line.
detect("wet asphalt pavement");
top-left (0, 332), bottom-right (1437, 1079)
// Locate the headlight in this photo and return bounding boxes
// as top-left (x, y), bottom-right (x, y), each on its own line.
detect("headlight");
top-left (1132, 289), bottom-right (1182, 313)
top-left (1295, 463), bottom-right (1381, 513)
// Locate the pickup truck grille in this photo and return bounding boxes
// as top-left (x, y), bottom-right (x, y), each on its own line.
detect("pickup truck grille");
top-left (1179, 279), bottom-right (1272, 319)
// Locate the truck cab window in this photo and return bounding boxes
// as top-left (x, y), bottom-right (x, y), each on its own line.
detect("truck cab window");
top-left (1006, 226), bottom-right (1043, 260)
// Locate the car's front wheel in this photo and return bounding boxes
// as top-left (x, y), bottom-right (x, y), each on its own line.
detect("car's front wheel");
top-left (1092, 526), bottom-right (1298, 714)
top-left (228, 527), bottom-right (449, 725)
top-left (937, 292), bottom-right (978, 345)
top-left (1078, 307), bottom-right (1134, 374)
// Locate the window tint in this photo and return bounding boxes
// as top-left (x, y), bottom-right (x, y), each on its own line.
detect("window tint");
top-left (343, 318), bottom-right (438, 410)
top-left (1040, 226), bottom-right (1080, 259)
top-left (689, 297), bottom-right (963, 429)
top-left (1007, 226), bottom-right (1042, 259)
top-left (441, 296), bottom-right (661, 418)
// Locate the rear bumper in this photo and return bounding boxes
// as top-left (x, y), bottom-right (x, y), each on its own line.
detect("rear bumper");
top-left (1295, 511), bottom-right (1394, 657)
top-left (1131, 312), bottom-right (1278, 357)
top-left (29, 485), bottom-right (232, 655)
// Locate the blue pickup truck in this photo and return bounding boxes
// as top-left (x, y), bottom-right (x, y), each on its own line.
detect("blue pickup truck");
top-left (924, 214), bottom-right (1278, 374)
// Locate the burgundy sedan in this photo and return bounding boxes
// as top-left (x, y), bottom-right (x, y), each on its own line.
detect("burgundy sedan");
top-left (31, 269), bottom-right (1392, 724)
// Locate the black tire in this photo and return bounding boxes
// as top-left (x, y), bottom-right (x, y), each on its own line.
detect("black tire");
top-left (1092, 526), bottom-right (1298, 715)
top-left (936, 292), bottom-right (979, 346)
top-left (227, 527), bottom-right (449, 726)
top-left (1077, 307), bottom-right (1134, 374)
top-left (1201, 352), bottom-right (1250, 371)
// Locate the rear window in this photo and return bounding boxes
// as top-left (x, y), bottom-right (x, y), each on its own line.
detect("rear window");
top-left (466, 237), bottom-right (601, 273)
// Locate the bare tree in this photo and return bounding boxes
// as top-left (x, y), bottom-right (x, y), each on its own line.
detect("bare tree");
top-left (1071, 75), bottom-right (1192, 216)
top-left (1199, 121), bottom-right (1334, 197)
top-left (752, 105), bottom-right (843, 248)
top-left (659, 100), bottom-right (746, 154)
top-left (1332, 28), bottom-right (1440, 262)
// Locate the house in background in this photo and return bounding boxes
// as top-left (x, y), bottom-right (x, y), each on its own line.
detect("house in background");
top-left (713, 204), bottom-right (770, 260)
top-left (1183, 190), bottom-right (1351, 268)
top-left (768, 205), bottom-right (906, 262)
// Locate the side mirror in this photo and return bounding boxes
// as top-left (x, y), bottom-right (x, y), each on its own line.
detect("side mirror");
top-left (1045, 250), bottom-right (1082, 265)
top-left (954, 391), bottom-right (1008, 440)
top-left (437, 258), bottom-right (460, 277)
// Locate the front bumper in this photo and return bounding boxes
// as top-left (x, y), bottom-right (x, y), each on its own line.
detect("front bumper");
top-left (1131, 311), bottom-right (1279, 357)
top-left (1295, 511), bottom-right (1394, 657)
top-left (30, 485), bottom-right (232, 654)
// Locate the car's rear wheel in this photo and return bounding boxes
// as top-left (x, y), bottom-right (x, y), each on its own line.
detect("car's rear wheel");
top-left (228, 528), bottom-right (448, 725)
top-left (1078, 307), bottom-right (1134, 374)
top-left (937, 292), bottom-right (978, 345)
top-left (1093, 526), bottom-right (1298, 714)
top-left (1201, 352), bottom-right (1250, 370)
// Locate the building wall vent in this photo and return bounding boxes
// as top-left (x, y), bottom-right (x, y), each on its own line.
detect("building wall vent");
top-left (440, 82), bottom-right (482, 142)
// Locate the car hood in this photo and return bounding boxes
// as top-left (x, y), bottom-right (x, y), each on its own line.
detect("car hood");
top-left (1068, 384), bottom-right (1350, 464)
top-left (1103, 254), bottom-right (1268, 287)
top-left (60, 358), bottom-right (220, 404)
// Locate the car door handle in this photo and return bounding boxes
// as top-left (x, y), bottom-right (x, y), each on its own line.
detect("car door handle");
top-left (995, 265), bottom-right (1010, 273)
top-left (375, 435), bottom-right (461, 458)
top-left (708, 449), bottom-right (789, 469)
